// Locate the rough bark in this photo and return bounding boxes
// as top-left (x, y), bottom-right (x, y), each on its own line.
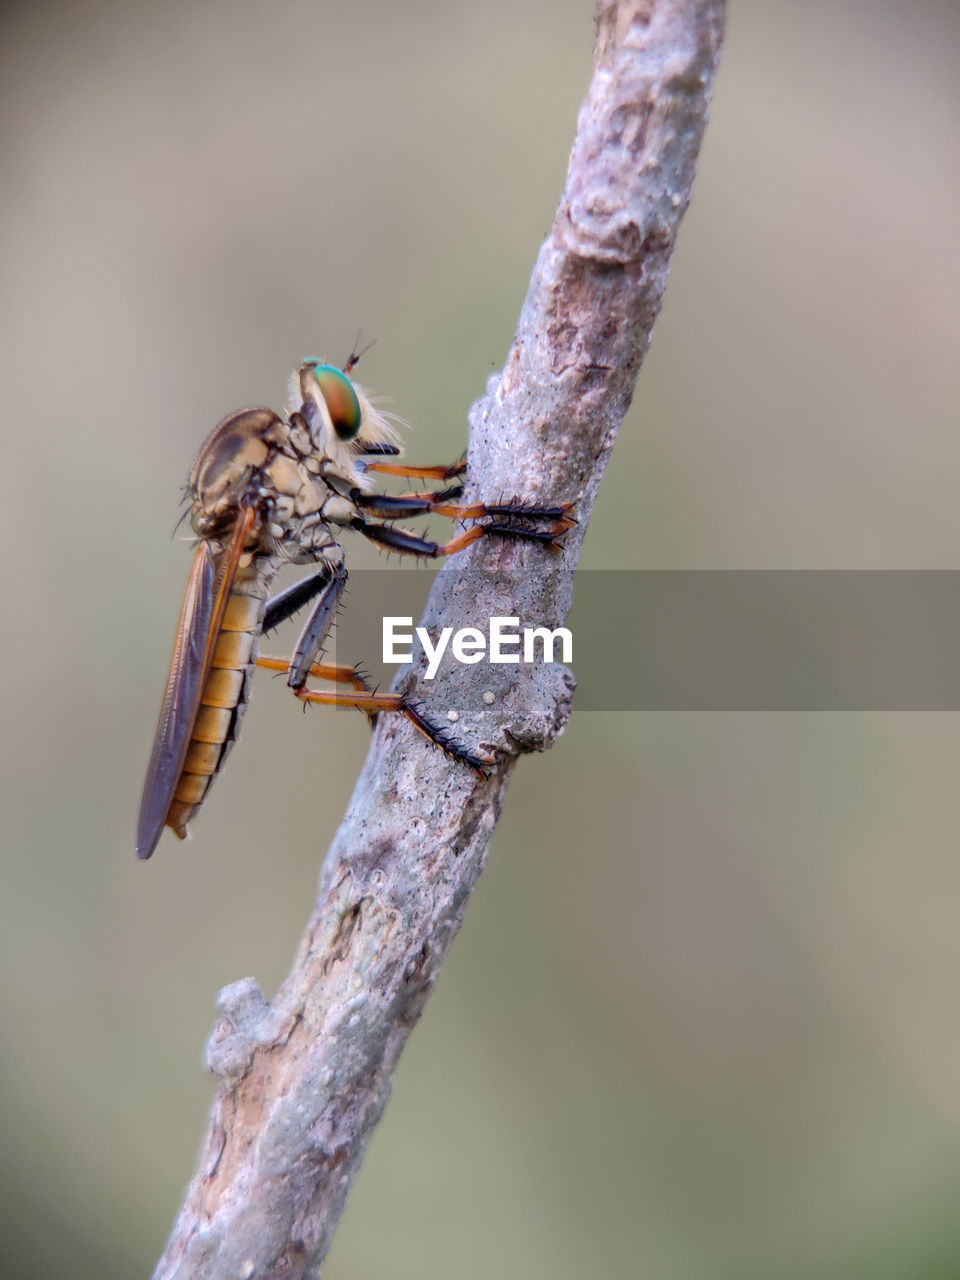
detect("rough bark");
top-left (153, 3), bottom-right (725, 1275)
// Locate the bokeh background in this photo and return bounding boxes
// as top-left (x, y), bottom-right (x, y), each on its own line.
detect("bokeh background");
top-left (3, 1), bottom-right (960, 1276)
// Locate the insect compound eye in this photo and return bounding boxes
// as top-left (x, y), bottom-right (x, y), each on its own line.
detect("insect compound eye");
top-left (307, 363), bottom-right (363, 441)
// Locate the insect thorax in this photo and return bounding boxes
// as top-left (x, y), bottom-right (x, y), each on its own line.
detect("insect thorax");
top-left (188, 406), bottom-right (355, 561)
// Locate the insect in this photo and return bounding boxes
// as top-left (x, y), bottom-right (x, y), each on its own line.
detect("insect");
top-left (136, 355), bottom-right (573, 859)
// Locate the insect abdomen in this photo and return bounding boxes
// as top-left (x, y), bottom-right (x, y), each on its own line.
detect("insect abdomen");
top-left (165, 588), bottom-right (262, 840)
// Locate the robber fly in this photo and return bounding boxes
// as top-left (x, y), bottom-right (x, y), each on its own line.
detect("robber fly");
top-left (136, 355), bottom-right (573, 858)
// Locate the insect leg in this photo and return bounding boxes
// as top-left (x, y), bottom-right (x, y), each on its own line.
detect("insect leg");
top-left (350, 490), bottom-right (464, 520)
top-left (293, 685), bottom-right (493, 778)
top-left (357, 442), bottom-right (401, 458)
top-left (262, 565), bottom-right (333, 633)
top-left (353, 490), bottom-right (573, 525)
top-left (256, 655), bottom-right (370, 693)
top-left (286, 563), bottom-right (349, 690)
top-left (258, 565), bottom-right (375, 713)
top-left (361, 458), bottom-right (467, 481)
top-left (431, 499), bottom-right (575, 524)
top-left (351, 517), bottom-right (569, 557)
top-left (395, 483), bottom-right (465, 502)
top-left (259, 562), bottom-right (349, 687)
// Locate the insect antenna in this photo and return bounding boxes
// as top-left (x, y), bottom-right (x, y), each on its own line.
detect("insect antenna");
top-left (343, 331), bottom-right (377, 375)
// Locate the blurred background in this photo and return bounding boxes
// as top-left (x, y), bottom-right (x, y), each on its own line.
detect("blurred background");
top-left (2, 1), bottom-right (960, 1276)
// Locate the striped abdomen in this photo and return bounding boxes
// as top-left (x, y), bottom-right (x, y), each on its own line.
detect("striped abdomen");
top-left (163, 574), bottom-right (267, 840)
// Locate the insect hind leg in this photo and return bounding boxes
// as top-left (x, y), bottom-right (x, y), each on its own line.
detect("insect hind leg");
top-left (256, 654), bottom-right (371, 693)
top-left (291, 683), bottom-right (493, 777)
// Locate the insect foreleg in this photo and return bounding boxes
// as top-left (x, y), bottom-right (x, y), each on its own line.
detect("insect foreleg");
top-left (356, 442), bottom-right (401, 458)
top-left (354, 491), bottom-right (573, 523)
top-left (351, 517), bottom-right (571, 558)
top-left (361, 458), bottom-right (466, 481)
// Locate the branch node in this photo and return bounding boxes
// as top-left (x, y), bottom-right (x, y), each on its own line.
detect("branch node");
top-left (205, 977), bottom-right (271, 1080)
top-left (495, 664), bottom-right (577, 757)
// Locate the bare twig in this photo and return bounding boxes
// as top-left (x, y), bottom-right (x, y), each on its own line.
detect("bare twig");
top-left (153, 3), bottom-right (724, 1276)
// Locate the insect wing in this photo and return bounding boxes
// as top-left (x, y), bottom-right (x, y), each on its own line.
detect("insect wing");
top-left (136, 512), bottom-right (253, 858)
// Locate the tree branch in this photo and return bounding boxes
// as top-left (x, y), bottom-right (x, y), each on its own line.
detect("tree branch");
top-left (152, 3), bottom-right (725, 1276)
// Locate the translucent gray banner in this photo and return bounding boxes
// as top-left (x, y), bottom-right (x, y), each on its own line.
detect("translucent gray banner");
top-left (276, 570), bottom-right (960, 711)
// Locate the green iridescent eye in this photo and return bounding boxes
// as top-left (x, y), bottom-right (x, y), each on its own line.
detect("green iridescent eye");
top-left (310, 363), bottom-right (362, 441)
